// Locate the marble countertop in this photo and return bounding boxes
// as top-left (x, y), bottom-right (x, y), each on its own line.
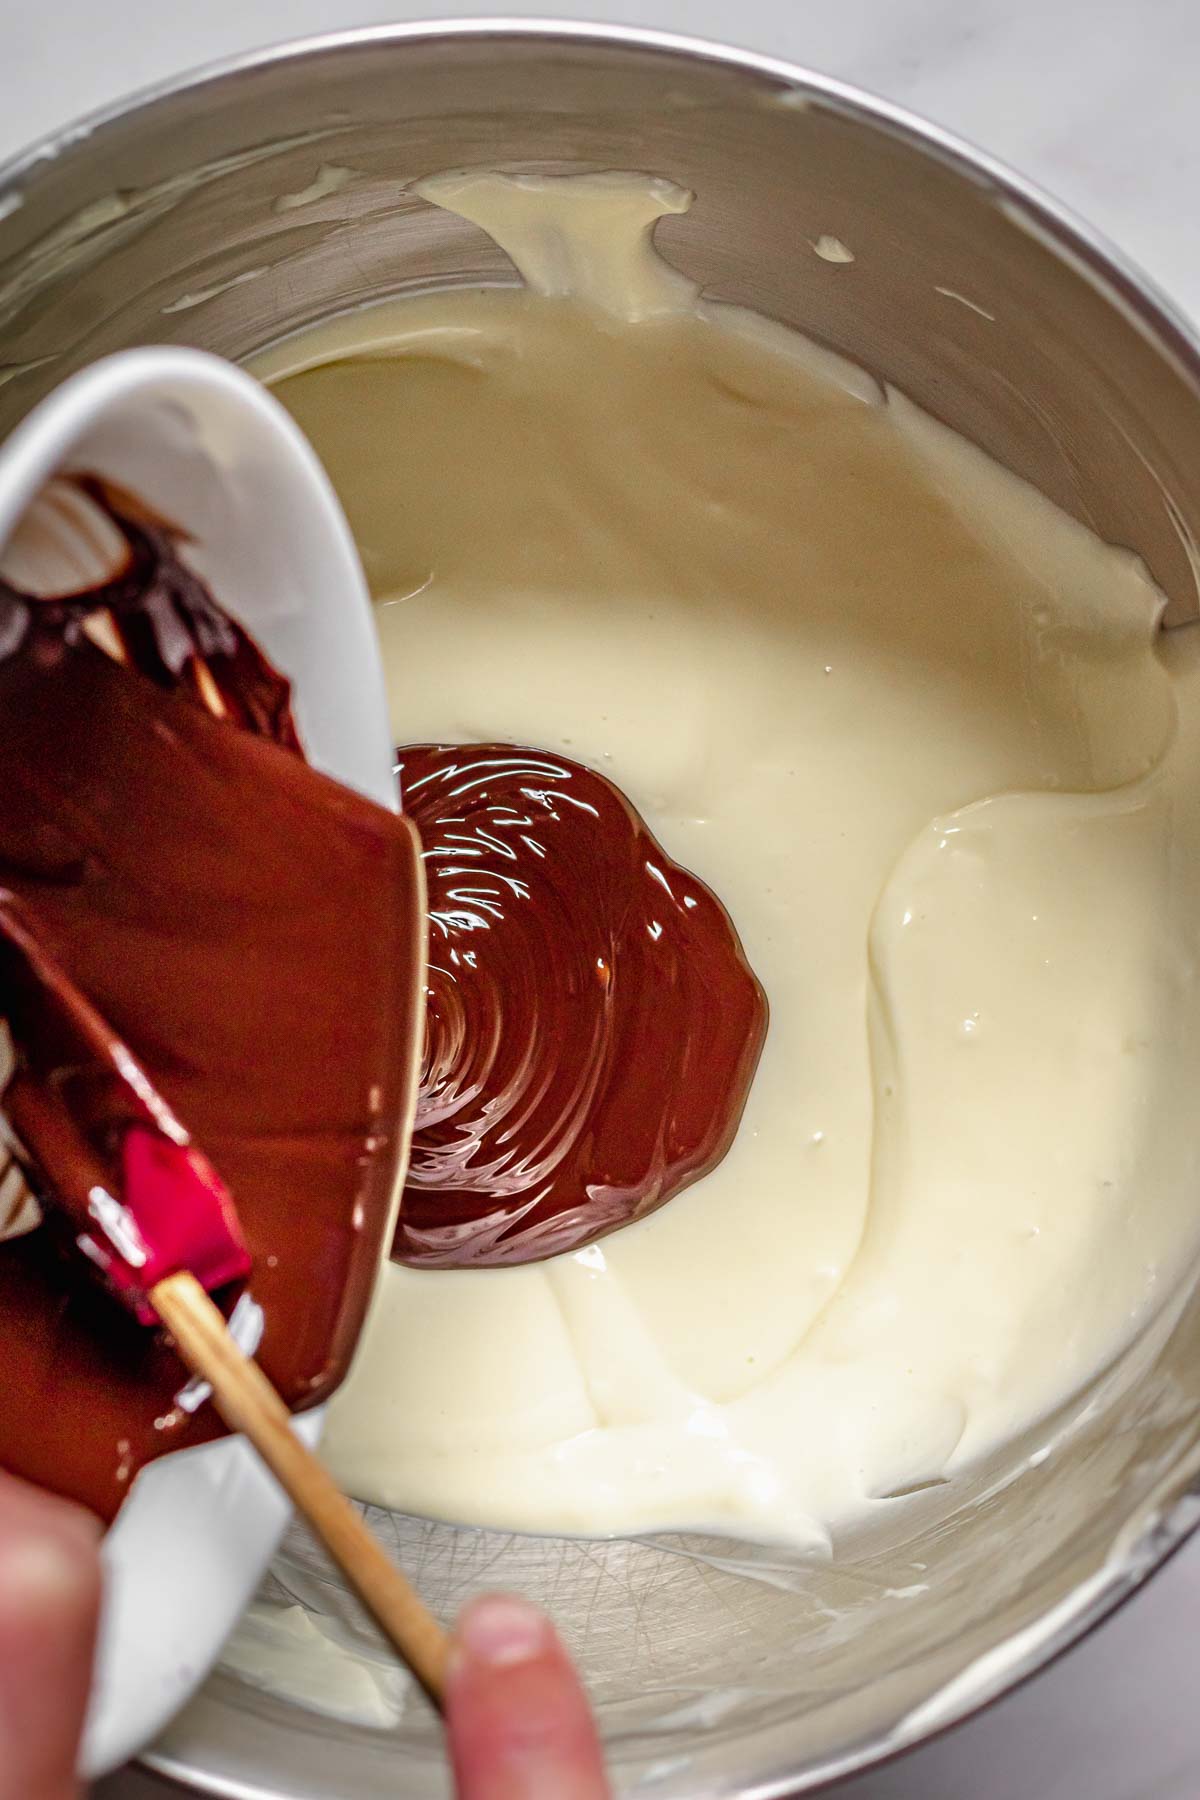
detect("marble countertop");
top-left (4, 0), bottom-right (1200, 1795)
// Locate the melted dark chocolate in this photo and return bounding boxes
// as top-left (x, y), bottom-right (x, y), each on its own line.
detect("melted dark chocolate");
top-left (0, 510), bottom-right (423, 1520)
top-left (394, 746), bottom-right (767, 1267)
top-left (0, 475), bottom-right (302, 747)
top-left (0, 477), bottom-right (765, 1517)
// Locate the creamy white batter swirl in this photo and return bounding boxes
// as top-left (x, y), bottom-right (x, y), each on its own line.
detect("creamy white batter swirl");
top-left (255, 172), bottom-right (1200, 1549)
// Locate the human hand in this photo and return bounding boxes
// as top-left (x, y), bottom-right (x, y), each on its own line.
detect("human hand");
top-left (0, 1484), bottom-right (605, 1800)
top-left (447, 1594), bottom-right (610, 1799)
top-left (0, 1471), bottom-right (101, 1800)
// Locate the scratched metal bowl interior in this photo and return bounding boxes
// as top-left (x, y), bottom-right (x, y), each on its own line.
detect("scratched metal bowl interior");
top-left (6, 23), bottom-right (1200, 1800)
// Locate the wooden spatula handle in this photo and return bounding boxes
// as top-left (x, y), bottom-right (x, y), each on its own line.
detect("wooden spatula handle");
top-left (151, 1270), bottom-right (450, 1703)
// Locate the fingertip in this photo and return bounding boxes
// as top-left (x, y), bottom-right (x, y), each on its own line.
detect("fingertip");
top-left (0, 1474), bottom-right (102, 1645)
top-left (0, 1530), bottom-right (99, 1614)
top-left (0, 1468), bottom-right (103, 1552)
top-left (0, 1477), bottom-right (102, 1800)
top-left (454, 1593), bottom-right (553, 1669)
top-left (447, 1594), bottom-right (609, 1799)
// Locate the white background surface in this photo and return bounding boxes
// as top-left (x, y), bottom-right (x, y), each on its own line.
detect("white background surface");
top-left (4, 0), bottom-right (1200, 1794)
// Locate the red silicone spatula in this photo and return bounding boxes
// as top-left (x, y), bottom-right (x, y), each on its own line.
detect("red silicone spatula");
top-left (0, 894), bottom-right (450, 1703)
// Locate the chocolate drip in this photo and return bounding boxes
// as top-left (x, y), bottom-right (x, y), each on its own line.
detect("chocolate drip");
top-left (0, 476), bottom-right (301, 748)
top-left (395, 746), bottom-right (767, 1267)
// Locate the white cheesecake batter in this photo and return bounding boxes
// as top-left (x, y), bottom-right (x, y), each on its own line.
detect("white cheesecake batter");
top-left (255, 173), bottom-right (1200, 1549)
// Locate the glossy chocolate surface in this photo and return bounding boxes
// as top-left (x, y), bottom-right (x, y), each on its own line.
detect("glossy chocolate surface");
top-left (1, 475), bottom-right (303, 748)
top-left (396, 745), bottom-right (767, 1267)
top-left (0, 502), bottom-right (423, 1520)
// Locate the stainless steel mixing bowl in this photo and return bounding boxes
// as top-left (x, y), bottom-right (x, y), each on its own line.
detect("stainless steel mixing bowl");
top-left (6, 21), bottom-right (1200, 1799)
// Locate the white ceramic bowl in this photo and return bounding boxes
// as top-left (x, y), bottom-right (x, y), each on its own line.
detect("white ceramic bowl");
top-left (0, 347), bottom-right (394, 1776)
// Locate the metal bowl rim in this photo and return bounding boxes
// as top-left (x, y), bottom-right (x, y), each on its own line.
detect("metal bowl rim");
top-left (7, 17), bottom-right (1199, 1798)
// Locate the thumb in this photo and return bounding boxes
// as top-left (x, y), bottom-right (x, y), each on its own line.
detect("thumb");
top-left (0, 1473), bottom-right (102, 1800)
top-left (446, 1594), bottom-right (609, 1800)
